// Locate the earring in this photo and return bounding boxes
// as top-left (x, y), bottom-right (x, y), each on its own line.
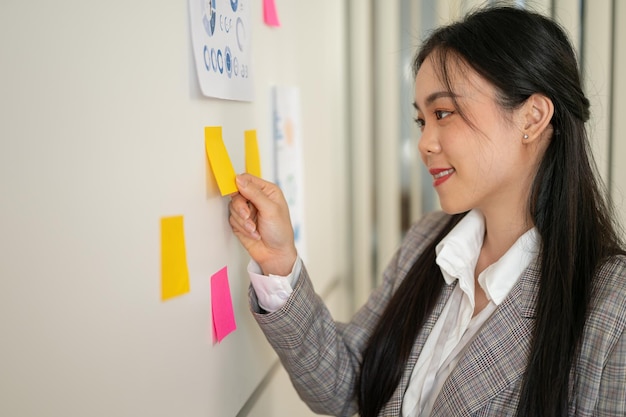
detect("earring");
top-left (523, 133), bottom-right (529, 140)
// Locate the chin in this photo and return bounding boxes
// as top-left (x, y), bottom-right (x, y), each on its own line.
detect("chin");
top-left (438, 200), bottom-right (471, 215)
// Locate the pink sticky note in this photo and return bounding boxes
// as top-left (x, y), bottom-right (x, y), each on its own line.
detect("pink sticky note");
top-left (263, 0), bottom-right (280, 27)
top-left (211, 267), bottom-right (237, 343)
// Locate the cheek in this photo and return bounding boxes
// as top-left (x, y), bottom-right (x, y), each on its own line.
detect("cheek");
top-left (475, 145), bottom-right (520, 183)
top-left (456, 141), bottom-right (503, 181)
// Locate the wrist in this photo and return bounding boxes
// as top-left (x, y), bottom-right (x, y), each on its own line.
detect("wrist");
top-left (259, 248), bottom-right (298, 277)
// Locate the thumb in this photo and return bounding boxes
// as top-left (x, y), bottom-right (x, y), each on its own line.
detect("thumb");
top-left (235, 174), bottom-right (282, 211)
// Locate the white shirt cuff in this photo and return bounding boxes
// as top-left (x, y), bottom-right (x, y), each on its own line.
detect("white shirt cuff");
top-left (248, 257), bottom-right (302, 313)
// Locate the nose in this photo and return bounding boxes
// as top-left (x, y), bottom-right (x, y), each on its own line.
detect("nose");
top-left (417, 128), bottom-right (441, 161)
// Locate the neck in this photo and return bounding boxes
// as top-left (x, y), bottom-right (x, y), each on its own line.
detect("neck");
top-left (479, 206), bottom-right (533, 264)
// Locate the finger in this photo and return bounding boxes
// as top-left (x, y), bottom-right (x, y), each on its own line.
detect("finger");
top-left (247, 200), bottom-right (258, 223)
top-left (229, 196), bottom-right (264, 245)
top-left (229, 209), bottom-right (260, 240)
top-left (228, 197), bottom-right (253, 231)
top-left (230, 192), bottom-right (252, 220)
top-left (228, 200), bottom-right (246, 230)
top-left (235, 174), bottom-right (281, 213)
top-left (229, 193), bottom-right (260, 235)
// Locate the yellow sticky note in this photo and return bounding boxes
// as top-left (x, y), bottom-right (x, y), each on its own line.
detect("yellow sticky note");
top-left (244, 130), bottom-right (262, 177)
top-left (161, 216), bottom-right (190, 301)
top-left (204, 126), bottom-right (238, 196)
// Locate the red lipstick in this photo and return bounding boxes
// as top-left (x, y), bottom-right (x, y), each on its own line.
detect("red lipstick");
top-left (429, 168), bottom-right (455, 187)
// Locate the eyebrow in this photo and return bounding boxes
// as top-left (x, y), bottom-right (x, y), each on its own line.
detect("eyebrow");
top-left (413, 91), bottom-right (459, 111)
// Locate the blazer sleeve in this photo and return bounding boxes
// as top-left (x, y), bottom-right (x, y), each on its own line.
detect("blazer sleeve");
top-left (591, 256), bottom-right (626, 417)
top-left (249, 211), bottom-right (450, 417)
top-left (588, 254), bottom-right (626, 415)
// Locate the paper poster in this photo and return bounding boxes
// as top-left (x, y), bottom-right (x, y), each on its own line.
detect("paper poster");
top-left (160, 216), bottom-right (191, 301)
top-left (189, 0), bottom-right (253, 101)
top-left (272, 86), bottom-right (307, 260)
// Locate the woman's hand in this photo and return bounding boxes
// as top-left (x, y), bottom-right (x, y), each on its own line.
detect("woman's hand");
top-left (229, 174), bottom-right (297, 276)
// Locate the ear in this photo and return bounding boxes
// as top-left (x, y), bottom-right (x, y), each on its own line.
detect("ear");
top-left (519, 93), bottom-right (554, 143)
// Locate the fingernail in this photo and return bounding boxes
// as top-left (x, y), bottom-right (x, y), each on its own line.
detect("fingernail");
top-left (239, 208), bottom-right (249, 219)
top-left (244, 220), bottom-right (256, 233)
top-left (236, 175), bottom-right (247, 188)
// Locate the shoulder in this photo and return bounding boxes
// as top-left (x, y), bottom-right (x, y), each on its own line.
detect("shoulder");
top-left (394, 211), bottom-right (452, 269)
top-left (573, 255), bottom-right (626, 414)
top-left (586, 255), bottom-right (626, 341)
top-left (375, 210), bottom-right (453, 298)
top-left (591, 254), bottom-right (626, 318)
top-left (405, 210), bottom-right (453, 241)
top-left (577, 255), bottom-right (626, 395)
top-left (596, 253), bottom-right (626, 281)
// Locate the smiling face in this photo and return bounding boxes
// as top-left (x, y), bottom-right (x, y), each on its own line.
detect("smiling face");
top-left (414, 52), bottom-right (542, 219)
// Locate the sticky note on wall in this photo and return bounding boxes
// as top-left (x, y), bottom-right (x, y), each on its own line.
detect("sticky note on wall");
top-left (244, 130), bottom-right (261, 177)
top-left (161, 216), bottom-right (190, 301)
top-left (204, 126), bottom-right (238, 196)
top-left (211, 266), bottom-right (237, 343)
top-left (263, 0), bottom-right (280, 27)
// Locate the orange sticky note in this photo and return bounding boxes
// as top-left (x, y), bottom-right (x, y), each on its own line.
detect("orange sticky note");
top-left (211, 267), bottom-right (237, 343)
top-left (204, 126), bottom-right (238, 196)
top-left (244, 130), bottom-right (261, 177)
top-left (263, 0), bottom-right (280, 27)
top-left (160, 216), bottom-right (190, 301)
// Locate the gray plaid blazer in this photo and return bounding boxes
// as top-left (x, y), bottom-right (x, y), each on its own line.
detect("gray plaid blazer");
top-left (251, 211), bottom-right (626, 416)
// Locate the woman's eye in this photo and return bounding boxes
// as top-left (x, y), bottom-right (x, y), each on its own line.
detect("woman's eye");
top-left (414, 118), bottom-right (425, 128)
top-left (434, 110), bottom-right (453, 120)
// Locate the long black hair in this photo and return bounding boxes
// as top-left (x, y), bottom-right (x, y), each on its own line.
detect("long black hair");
top-left (358, 5), bottom-right (625, 417)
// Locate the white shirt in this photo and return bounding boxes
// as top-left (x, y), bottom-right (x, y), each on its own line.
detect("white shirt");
top-left (248, 257), bottom-right (301, 312)
top-left (402, 210), bottom-right (539, 416)
top-left (247, 209), bottom-right (539, 415)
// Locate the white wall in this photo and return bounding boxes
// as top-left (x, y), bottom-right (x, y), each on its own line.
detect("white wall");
top-left (0, 0), bottom-right (351, 416)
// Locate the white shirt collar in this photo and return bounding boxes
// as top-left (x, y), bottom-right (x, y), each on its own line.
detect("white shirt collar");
top-left (435, 209), bottom-right (540, 305)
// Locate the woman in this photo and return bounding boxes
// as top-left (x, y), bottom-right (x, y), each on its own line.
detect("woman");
top-left (229, 5), bottom-right (626, 416)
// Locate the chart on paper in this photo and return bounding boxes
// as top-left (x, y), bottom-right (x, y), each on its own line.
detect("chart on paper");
top-left (189, 0), bottom-right (253, 101)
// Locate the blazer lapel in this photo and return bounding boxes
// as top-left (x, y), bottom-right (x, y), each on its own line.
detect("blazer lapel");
top-left (380, 282), bottom-right (457, 416)
top-left (431, 261), bottom-right (541, 416)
